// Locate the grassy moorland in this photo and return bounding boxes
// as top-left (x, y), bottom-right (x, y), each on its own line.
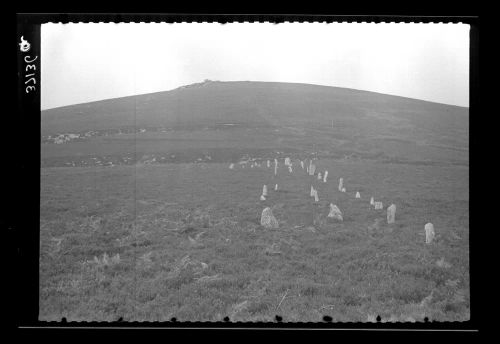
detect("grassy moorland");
top-left (39, 81), bottom-right (469, 322)
top-left (40, 160), bottom-right (469, 322)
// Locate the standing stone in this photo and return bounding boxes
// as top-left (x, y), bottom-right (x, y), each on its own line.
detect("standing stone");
top-left (262, 185), bottom-right (268, 196)
top-left (275, 184), bottom-right (278, 191)
top-left (387, 204), bottom-right (396, 224)
top-left (313, 189), bottom-right (319, 202)
top-left (323, 171), bottom-right (328, 183)
top-left (355, 191), bottom-right (361, 199)
top-left (317, 173), bottom-right (322, 180)
top-left (251, 164), bottom-right (254, 168)
top-left (301, 161), bottom-right (304, 169)
top-left (338, 178), bottom-right (344, 191)
top-left (267, 160), bottom-right (270, 168)
top-left (309, 163), bottom-right (316, 176)
top-left (425, 223), bottom-right (435, 244)
top-left (341, 187), bottom-right (346, 193)
top-left (374, 201), bottom-right (383, 210)
top-left (310, 185), bottom-right (315, 197)
top-left (288, 166), bottom-right (292, 173)
top-left (260, 207), bottom-right (279, 229)
top-left (229, 163), bottom-right (234, 169)
top-left (260, 194), bottom-right (266, 201)
top-left (306, 166), bottom-right (309, 173)
top-left (274, 162), bottom-right (278, 176)
top-left (370, 197), bottom-right (374, 205)
top-left (284, 157), bottom-right (291, 166)
top-left (327, 203), bottom-right (343, 222)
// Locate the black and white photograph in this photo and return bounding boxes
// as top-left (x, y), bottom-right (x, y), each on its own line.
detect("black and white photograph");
top-left (35, 21), bottom-right (470, 323)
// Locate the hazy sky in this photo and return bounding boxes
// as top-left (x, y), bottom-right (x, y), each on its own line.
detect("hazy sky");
top-left (41, 22), bottom-right (470, 110)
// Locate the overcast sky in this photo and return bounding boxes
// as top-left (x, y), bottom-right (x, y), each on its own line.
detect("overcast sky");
top-left (41, 22), bottom-right (470, 110)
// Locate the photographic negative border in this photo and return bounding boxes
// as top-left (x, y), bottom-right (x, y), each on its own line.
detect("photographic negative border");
top-left (14, 12), bottom-right (480, 332)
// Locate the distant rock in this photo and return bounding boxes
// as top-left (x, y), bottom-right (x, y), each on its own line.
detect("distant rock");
top-left (261, 207), bottom-right (279, 229)
top-left (370, 197), bottom-right (374, 205)
top-left (374, 201), bottom-right (383, 210)
top-left (338, 178), bottom-right (344, 191)
top-left (323, 171), bottom-right (328, 183)
top-left (262, 185), bottom-right (268, 196)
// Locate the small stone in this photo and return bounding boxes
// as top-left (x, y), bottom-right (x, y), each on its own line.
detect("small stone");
top-left (327, 203), bottom-right (343, 222)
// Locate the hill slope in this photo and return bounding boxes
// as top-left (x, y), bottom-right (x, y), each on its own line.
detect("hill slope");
top-left (41, 81), bottom-right (469, 167)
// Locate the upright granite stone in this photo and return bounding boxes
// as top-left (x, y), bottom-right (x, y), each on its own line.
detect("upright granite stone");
top-left (425, 223), bottom-right (435, 244)
top-left (327, 204), bottom-right (343, 222)
top-left (261, 207), bottom-right (279, 229)
top-left (387, 204), bottom-right (396, 224)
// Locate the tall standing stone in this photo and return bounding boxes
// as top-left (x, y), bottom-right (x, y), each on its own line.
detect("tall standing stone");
top-left (323, 171), bottom-right (328, 183)
top-left (275, 184), bottom-right (278, 191)
top-left (355, 191), bottom-right (361, 199)
top-left (387, 204), bottom-right (396, 224)
top-left (310, 185), bottom-right (315, 197)
top-left (261, 207), bottom-right (279, 229)
top-left (301, 161), bottom-right (304, 169)
top-left (285, 157), bottom-right (291, 166)
top-left (267, 160), bottom-right (270, 168)
top-left (274, 160), bottom-right (278, 176)
top-left (425, 223), bottom-right (435, 244)
top-left (341, 187), bottom-right (346, 193)
top-left (288, 166), bottom-right (292, 173)
top-left (338, 178), bottom-right (344, 191)
top-left (260, 194), bottom-right (266, 201)
top-left (317, 173), bottom-right (322, 180)
top-left (370, 197), bottom-right (374, 205)
top-left (262, 185), bottom-right (268, 196)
